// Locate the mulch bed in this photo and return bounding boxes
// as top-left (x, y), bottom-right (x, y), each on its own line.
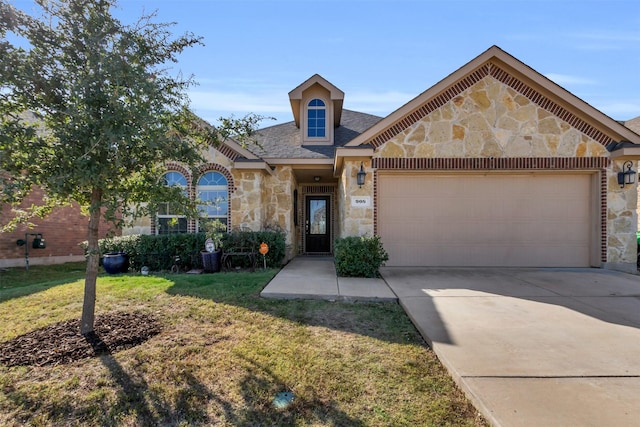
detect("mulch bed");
top-left (0, 311), bottom-right (162, 367)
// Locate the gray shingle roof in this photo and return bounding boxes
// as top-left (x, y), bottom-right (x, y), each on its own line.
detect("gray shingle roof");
top-left (245, 109), bottom-right (382, 159)
top-left (625, 116), bottom-right (640, 136)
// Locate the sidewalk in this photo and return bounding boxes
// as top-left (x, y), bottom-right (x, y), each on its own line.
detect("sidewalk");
top-left (260, 256), bottom-right (396, 302)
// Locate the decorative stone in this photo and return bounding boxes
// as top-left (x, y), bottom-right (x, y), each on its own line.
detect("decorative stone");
top-left (452, 124), bottom-right (465, 140)
top-left (470, 90), bottom-right (491, 109)
top-left (538, 117), bottom-right (561, 134)
top-left (380, 141), bottom-right (404, 158)
top-left (408, 124), bottom-right (426, 144)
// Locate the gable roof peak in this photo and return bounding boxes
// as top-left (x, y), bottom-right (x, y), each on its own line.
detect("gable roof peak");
top-left (345, 45), bottom-right (640, 149)
top-left (288, 74), bottom-right (345, 128)
top-left (288, 74), bottom-right (345, 100)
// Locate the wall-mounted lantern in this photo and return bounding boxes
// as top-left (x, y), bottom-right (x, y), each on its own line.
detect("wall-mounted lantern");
top-left (356, 162), bottom-right (366, 188)
top-left (15, 233), bottom-right (46, 270)
top-left (617, 161), bottom-right (636, 188)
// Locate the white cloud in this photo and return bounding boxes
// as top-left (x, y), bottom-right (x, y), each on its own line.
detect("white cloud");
top-left (346, 91), bottom-right (416, 114)
top-left (570, 30), bottom-right (640, 51)
top-left (544, 73), bottom-right (596, 86)
top-left (598, 102), bottom-right (640, 120)
top-left (188, 90), bottom-right (290, 114)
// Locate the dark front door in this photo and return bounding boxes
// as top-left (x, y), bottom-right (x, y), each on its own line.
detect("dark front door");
top-left (305, 196), bottom-right (330, 253)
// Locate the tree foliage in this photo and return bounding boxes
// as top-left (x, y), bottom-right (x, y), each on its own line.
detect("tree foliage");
top-left (0, 0), bottom-right (263, 333)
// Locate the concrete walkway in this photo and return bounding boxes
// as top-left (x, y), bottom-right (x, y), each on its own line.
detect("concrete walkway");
top-left (261, 259), bottom-right (640, 426)
top-left (260, 256), bottom-right (396, 302)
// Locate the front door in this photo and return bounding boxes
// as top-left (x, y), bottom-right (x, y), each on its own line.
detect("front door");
top-left (305, 196), bottom-right (331, 253)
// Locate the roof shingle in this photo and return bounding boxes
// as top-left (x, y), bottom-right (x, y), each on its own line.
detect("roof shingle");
top-left (246, 109), bottom-right (382, 159)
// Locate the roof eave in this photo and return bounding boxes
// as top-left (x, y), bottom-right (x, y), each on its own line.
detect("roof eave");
top-left (333, 147), bottom-right (374, 177)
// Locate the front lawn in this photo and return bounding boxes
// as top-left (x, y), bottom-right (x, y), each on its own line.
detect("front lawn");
top-left (0, 263), bottom-right (486, 426)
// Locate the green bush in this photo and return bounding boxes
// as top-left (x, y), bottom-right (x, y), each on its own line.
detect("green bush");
top-left (334, 235), bottom-right (389, 278)
top-left (84, 228), bottom-right (286, 272)
top-left (222, 229), bottom-right (286, 268)
top-left (82, 233), bottom-right (206, 271)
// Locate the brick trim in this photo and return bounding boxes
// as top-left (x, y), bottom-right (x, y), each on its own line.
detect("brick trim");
top-left (194, 163), bottom-right (236, 193)
top-left (373, 157), bottom-right (608, 263)
top-left (373, 157), bottom-right (610, 170)
top-left (599, 171), bottom-right (607, 263)
top-left (214, 143), bottom-right (242, 161)
top-left (368, 63), bottom-right (616, 149)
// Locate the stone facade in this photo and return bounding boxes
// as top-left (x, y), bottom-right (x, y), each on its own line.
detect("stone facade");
top-left (367, 75), bottom-right (636, 271)
top-left (231, 166), bottom-right (297, 258)
top-left (337, 160), bottom-right (374, 237)
top-left (377, 77), bottom-right (608, 159)
top-left (607, 161), bottom-right (638, 268)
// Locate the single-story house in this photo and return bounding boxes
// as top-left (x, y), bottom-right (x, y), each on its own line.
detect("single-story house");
top-left (4, 45), bottom-right (640, 272)
top-left (126, 45), bottom-right (640, 272)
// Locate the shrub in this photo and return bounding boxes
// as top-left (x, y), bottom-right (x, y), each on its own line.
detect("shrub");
top-left (334, 235), bottom-right (389, 278)
top-left (82, 233), bottom-right (206, 271)
top-left (222, 229), bottom-right (286, 268)
top-left (84, 228), bottom-right (286, 272)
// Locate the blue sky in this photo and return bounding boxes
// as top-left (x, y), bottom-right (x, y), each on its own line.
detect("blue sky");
top-left (9, 0), bottom-right (640, 126)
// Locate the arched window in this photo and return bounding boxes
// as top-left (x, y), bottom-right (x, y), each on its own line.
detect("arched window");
top-left (197, 171), bottom-right (229, 231)
top-left (157, 171), bottom-right (188, 234)
top-left (307, 98), bottom-right (326, 138)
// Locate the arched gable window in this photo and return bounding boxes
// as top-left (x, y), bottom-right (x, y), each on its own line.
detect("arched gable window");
top-left (307, 98), bottom-right (326, 138)
top-left (157, 171), bottom-right (188, 234)
top-left (197, 171), bottom-right (229, 231)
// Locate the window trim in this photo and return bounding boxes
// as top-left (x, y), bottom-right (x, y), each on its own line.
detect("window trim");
top-left (303, 97), bottom-right (331, 144)
top-left (196, 171), bottom-right (229, 232)
top-left (157, 171), bottom-right (188, 235)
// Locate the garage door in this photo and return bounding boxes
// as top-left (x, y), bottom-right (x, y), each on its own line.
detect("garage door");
top-left (377, 173), bottom-right (594, 267)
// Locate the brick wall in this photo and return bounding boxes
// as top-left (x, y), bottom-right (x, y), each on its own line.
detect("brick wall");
top-left (1, 188), bottom-right (119, 268)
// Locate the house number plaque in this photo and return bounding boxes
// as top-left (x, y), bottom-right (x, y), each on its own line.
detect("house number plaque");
top-left (351, 196), bottom-right (371, 207)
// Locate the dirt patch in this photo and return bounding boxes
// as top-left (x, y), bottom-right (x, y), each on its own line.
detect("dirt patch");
top-left (0, 311), bottom-right (162, 367)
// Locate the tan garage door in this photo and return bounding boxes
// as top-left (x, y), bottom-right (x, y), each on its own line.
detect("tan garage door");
top-left (377, 173), bottom-right (594, 267)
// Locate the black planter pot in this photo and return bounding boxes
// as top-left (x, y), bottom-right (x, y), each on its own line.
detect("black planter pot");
top-left (103, 252), bottom-right (130, 274)
top-left (201, 250), bottom-right (221, 273)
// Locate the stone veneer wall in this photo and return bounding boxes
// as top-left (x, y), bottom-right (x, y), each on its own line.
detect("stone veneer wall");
top-left (338, 160), bottom-right (374, 237)
top-left (363, 74), bottom-right (636, 271)
top-left (231, 166), bottom-right (297, 261)
top-left (230, 170), bottom-right (263, 229)
top-left (606, 160), bottom-right (637, 270)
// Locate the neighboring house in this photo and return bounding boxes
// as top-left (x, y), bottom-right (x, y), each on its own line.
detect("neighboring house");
top-left (133, 45), bottom-right (640, 272)
top-left (0, 187), bottom-right (117, 268)
top-left (0, 112), bottom-right (118, 269)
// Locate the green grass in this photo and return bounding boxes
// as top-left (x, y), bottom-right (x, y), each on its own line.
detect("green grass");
top-left (0, 263), bottom-right (486, 426)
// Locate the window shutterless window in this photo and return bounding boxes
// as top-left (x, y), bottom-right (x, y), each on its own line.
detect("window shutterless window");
top-left (157, 171), bottom-right (188, 235)
top-left (196, 171), bottom-right (228, 231)
top-left (307, 98), bottom-right (326, 138)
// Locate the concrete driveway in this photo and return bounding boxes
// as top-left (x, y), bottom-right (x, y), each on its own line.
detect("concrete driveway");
top-left (379, 267), bottom-right (640, 427)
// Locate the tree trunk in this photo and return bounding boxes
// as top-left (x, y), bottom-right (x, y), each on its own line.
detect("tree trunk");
top-left (80, 188), bottom-right (102, 335)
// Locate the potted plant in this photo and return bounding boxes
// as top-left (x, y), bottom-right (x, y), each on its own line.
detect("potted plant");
top-left (201, 219), bottom-right (226, 272)
top-left (103, 251), bottom-right (130, 274)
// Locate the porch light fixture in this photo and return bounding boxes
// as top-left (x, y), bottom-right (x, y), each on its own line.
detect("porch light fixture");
top-left (314, 176), bottom-right (321, 182)
top-left (356, 163), bottom-right (366, 188)
top-left (617, 161), bottom-right (636, 188)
